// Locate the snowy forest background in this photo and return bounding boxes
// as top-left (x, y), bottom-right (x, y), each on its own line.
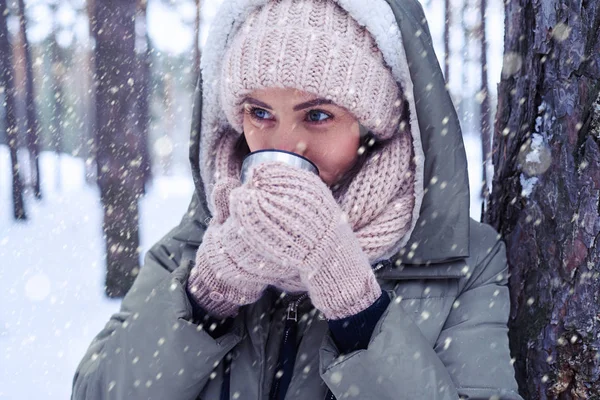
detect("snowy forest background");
top-left (0, 0), bottom-right (509, 396)
top-left (1, 0), bottom-right (599, 398)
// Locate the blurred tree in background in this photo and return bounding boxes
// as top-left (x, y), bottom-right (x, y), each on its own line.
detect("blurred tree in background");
top-left (91, 0), bottom-right (141, 297)
top-left (134, 0), bottom-right (152, 194)
top-left (0, 0), bottom-right (27, 220)
top-left (0, 0), bottom-right (201, 297)
top-left (16, 0), bottom-right (42, 199)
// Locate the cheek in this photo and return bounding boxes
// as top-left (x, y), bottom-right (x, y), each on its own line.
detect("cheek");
top-left (312, 132), bottom-right (360, 185)
top-left (242, 121), bottom-right (266, 152)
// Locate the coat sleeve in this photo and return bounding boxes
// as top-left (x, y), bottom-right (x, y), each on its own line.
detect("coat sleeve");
top-left (319, 235), bottom-right (522, 400)
top-left (71, 225), bottom-right (244, 400)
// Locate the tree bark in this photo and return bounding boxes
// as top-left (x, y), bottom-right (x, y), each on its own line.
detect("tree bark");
top-left (0, 0), bottom-right (27, 220)
top-left (92, 0), bottom-right (141, 298)
top-left (484, 0), bottom-right (600, 397)
top-left (16, 0), bottom-right (41, 200)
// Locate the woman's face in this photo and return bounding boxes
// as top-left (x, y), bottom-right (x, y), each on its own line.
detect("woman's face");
top-left (242, 87), bottom-right (361, 186)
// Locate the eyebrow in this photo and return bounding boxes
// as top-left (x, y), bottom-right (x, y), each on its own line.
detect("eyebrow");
top-left (293, 98), bottom-right (334, 111)
top-left (242, 97), bottom-right (334, 111)
top-left (243, 97), bottom-right (272, 110)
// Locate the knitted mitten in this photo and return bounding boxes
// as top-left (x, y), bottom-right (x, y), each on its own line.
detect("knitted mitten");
top-left (187, 178), bottom-right (305, 319)
top-left (229, 163), bottom-right (381, 320)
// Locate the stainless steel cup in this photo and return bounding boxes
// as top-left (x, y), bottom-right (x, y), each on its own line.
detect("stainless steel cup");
top-left (240, 149), bottom-right (319, 184)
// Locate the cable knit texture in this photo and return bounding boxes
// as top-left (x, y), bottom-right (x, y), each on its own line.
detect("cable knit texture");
top-left (229, 162), bottom-right (382, 319)
top-left (335, 131), bottom-right (415, 260)
top-left (220, 0), bottom-right (404, 140)
top-left (187, 177), bottom-right (305, 319)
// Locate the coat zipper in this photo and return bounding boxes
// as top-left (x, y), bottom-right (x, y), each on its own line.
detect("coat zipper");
top-left (269, 293), bottom-right (307, 400)
top-left (372, 259), bottom-right (392, 273)
top-left (285, 293), bottom-right (306, 322)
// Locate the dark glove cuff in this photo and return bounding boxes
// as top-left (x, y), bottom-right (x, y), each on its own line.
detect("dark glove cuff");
top-left (187, 285), bottom-right (236, 338)
top-left (327, 290), bottom-right (391, 353)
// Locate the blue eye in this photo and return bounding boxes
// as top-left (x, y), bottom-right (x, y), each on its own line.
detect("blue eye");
top-left (246, 106), bottom-right (332, 124)
top-left (306, 110), bottom-right (331, 122)
top-left (252, 108), bottom-right (273, 120)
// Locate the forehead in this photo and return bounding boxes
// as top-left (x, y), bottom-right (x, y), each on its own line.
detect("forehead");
top-left (246, 87), bottom-right (349, 114)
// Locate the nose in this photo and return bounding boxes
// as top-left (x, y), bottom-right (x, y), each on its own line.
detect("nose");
top-left (269, 125), bottom-right (307, 155)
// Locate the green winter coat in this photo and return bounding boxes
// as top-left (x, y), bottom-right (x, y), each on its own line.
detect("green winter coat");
top-left (72, 0), bottom-right (522, 398)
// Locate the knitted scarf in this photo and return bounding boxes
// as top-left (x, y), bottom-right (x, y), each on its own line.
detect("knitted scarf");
top-left (211, 126), bottom-right (415, 264)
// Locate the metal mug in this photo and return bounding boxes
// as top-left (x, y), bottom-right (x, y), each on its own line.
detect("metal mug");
top-left (240, 149), bottom-right (319, 184)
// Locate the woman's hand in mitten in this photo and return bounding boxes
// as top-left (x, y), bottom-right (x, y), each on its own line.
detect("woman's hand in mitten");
top-left (187, 178), bottom-right (304, 319)
top-left (229, 163), bottom-right (381, 320)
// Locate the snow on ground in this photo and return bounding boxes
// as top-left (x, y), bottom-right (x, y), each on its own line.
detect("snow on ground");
top-left (0, 146), bottom-right (194, 399)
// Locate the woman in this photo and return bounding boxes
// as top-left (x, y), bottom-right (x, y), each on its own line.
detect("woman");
top-left (72, 0), bottom-right (522, 399)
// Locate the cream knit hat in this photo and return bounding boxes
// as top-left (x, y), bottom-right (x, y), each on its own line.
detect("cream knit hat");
top-left (220, 0), bottom-right (404, 140)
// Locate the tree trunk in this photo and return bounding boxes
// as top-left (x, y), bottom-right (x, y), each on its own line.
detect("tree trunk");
top-left (194, 0), bottom-right (202, 81)
top-left (17, 0), bottom-right (41, 200)
top-left (478, 0), bottom-right (491, 211)
top-left (75, 43), bottom-right (94, 184)
top-left (0, 0), bottom-right (27, 220)
top-left (136, 0), bottom-right (152, 194)
top-left (85, 0), bottom-right (97, 185)
top-left (484, 0), bottom-right (600, 397)
top-left (443, 0), bottom-right (451, 82)
top-left (92, 0), bottom-right (141, 298)
top-left (49, 25), bottom-right (65, 191)
top-left (162, 68), bottom-right (175, 175)
top-left (460, 0), bottom-right (469, 125)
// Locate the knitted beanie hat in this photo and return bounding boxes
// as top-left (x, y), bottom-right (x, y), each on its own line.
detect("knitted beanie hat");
top-left (220, 0), bottom-right (404, 140)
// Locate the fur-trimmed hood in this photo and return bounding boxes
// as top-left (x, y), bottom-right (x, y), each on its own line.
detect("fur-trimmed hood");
top-left (186, 0), bottom-right (471, 265)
